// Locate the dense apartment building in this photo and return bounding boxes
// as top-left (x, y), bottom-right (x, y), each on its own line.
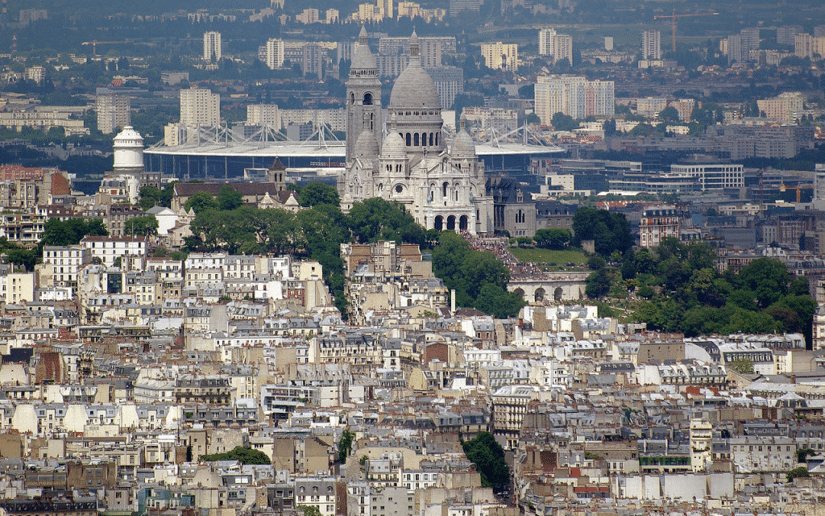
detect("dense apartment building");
top-left (481, 42), bottom-right (518, 72)
top-left (203, 31), bottom-right (222, 61)
top-left (642, 30), bottom-right (661, 60)
top-left (639, 204), bottom-right (681, 248)
top-left (757, 92), bottom-right (805, 125)
top-left (179, 87), bottom-right (220, 128)
top-left (96, 94), bottom-right (130, 134)
top-left (266, 38), bottom-right (285, 69)
top-left (534, 75), bottom-right (615, 122)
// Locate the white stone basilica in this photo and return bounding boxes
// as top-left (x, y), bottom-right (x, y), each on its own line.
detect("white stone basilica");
top-left (338, 28), bottom-right (493, 235)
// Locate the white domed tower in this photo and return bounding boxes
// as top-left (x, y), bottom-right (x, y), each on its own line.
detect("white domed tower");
top-left (345, 25), bottom-right (382, 163)
top-left (387, 30), bottom-right (444, 154)
top-left (112, 126), bottom-right (145, 175)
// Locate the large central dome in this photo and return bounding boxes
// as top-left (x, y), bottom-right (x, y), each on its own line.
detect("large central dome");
top-left (388, 31), bottom-right (441, 110)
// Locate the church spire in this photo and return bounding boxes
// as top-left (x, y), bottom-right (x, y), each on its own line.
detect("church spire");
top-left (409, 29), bottom-right (420, 61)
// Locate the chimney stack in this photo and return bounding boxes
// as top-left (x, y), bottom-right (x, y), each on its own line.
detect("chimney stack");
top-left (451, 289), bottom-right (456, 314)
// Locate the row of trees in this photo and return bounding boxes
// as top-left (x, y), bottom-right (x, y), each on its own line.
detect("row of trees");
top-left (605, 239), bottom-right (818, 339)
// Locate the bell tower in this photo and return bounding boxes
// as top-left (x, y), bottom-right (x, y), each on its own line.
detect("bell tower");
top-left (345, 26), bottom-right (382, 162)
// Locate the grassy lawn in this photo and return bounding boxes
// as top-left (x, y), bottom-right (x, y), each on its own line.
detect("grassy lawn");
top-left (508, 247), bottom-right (589, 265)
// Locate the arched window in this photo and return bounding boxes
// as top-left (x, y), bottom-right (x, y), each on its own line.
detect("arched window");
top-left (363, 93), bottom-right (373, 105)
top-left (435, 133), bottom-right (439, 146)
top-left (406, 133), bottom-right (411, 146)
top-left (442, 182), bottom-right (448, 198)
top-left (350, 93), bottom-right (355, 104)
top-left (421, 132), bottom-right (427, 146)
top-left (413, 133), bottom-right (419, 146)
top-left (429, 133), bottom-right (434, 146)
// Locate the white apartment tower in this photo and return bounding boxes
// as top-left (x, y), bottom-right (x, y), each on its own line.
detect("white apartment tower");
top-left (534, 75), bottom-right (614, 123)
top-left (96, 93), bottom-right (130, 134)
top-left (203, 31), bottom-right (222, 62)
top-left (179, 87), bottom-right (220, 128)
top-left (642, 30), bottom-right (661, 60)
top-left (266, 38), bottom-right (285, 69)
top-left (553, 34), bottom-right (573, 64)
top-left (246, 104), bottom-right (280, 127)
top-left (538, 28), bottom-right (557, 56)
top-left (481, 42), bottom-right (518, 71)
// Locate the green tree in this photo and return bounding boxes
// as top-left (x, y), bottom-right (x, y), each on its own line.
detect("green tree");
top-left (184, 191), bottom-right (219, 214)
top-left (339, 428), bottom-right (354, 463)
top-left (585, 267), bottom-right (611, 299)
top-left (298, 181), bottom-right (340, 208)
top-left (572, 207), bottom-right (632, 256)
top-left (138, 185), bottom-right (162, 210)
top-left (787, 466), bottom-right (810, 482)
top-left (348, 198), bottom-right (424, 245)
top-left (797, 448), bottom-right (817, 463)
top-left (432, 232), bottom-right (524, 317)
top-left (474, 284), bottom-right (526, 319)
top-left (217, 185), bottom-right (244, 211)
top-left (200, 446), bottom-right (271, 464)
top-left (533, 228), bottom-right (571, 249)
top-left (298, 506), bottom-right (322, 516)
top-left (729, 357), bottom-right (754, 374)
top-left (551, 112), bottom-right (579, 131)
top-left (461, 431), bottom-right (509, 487)
top-left (737, 258), bottom-right (791, 308)
top-left (42, 218), bottom-right (108, 246)
top-left (124, 215), bottom-right (159, 236)
top-left (658, 105), bottom-right (680, 122)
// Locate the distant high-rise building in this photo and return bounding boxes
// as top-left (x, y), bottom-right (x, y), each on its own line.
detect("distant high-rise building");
top-left (295, 8), bottom-right (319, 24)
top-left (538, 28), bottom-right (572, 64)
top-left (378, 0), bottom-right (393, 19)
top-left (378, 36), bottom-right (455, 68)
top-left (24, 66), bottom-right (45, 84)
top-left (246, 104), bottom-right (280, 127)
top-left (203, 31), bottom-right (221, 62)
top-left (538, 28), bottom-right (557, 56)
top-left (266, 38), bottom-right (285, 69)
top-left (642, 30), bottom-right (661, 60)
top-left (376, 54), bottom-right (407, 78)
top-left (757, 92), bottom-right (805, 125)
top-left (425, 66), bottom-right (464, 109)
top-left (302, 44), bottom-right (324, 79)
top-left (482, 42), bottom-right (519, 72)
top-left (97, 94), bottom-right (131, 134)
top-left (449, 0), bottom-right (481, 17)
top-left (604, 37), bottom-right (614, 51)
top-left (18, 8), bottom-right (46, 25)
top-left (740, 27), bottom-right (760, 52)
top-left (727, 34), bottom-right (745, 64)
top-left (534, 75), bottom-right (614, 123)
top-left (552, 34), bottom-right (573, 64)
top-left (777, 25), bottom-right (804, 46)
top-left (179, 87), bottom-right (220, 128)
top-left (795, 33), bottom-right (825, 59)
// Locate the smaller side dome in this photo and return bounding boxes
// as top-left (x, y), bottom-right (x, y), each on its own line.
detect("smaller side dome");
top-left (451, 115), bottom-right (476, 158)
top-left (381, 132), bottom-right (406, 159)
top-left (354, 130), bottom-right (379, 160)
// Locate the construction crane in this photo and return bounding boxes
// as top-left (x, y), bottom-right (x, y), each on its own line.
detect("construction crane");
top-left (780, 183), bottom-right (815, 203)
top-left (653, 10), bottom-right (719, 53)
